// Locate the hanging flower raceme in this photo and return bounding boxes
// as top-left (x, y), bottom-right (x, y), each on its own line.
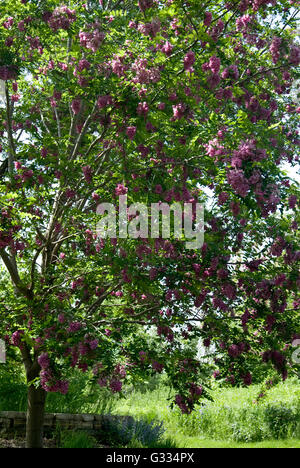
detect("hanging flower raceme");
top-left (47, 6), bottom-right (76, 31)
top-left (138, 0), bottom-right (154, 12)
top-left (79, 23), bottom-right (106, 52)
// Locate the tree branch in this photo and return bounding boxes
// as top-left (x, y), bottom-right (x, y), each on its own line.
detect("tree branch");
top-left (5, 84), bottom-right (16, 174)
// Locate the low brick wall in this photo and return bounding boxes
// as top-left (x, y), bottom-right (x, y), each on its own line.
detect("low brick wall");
top-left (0, 411), bottom-right (132, 437)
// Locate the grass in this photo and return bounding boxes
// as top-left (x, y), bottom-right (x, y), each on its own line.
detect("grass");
top-left (109, 377), bottom-right (300, 446)
top-left (167, 437), bottom-right (300, 448)
top-left (0, 366), bottom-right (299, 448)
top-left (59, 430), bottom-right (98, 449)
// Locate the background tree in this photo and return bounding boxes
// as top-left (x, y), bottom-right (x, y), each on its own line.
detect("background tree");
top-left (0, 0), bottom-right (299, 448)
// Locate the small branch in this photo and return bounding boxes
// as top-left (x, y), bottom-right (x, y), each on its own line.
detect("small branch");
top-left (5, 84), bottom-right (16, 174)
top-left (87, 282), bottom-right (122, 315)
top-left (40, 110), bottom-right (51, 135)
top-left (69, 101), bottom-right (98, 161)
top-left (0, 249), bottom-right (21, 287)
top-left (0, 158), bottom-right (8, 178)
top-left (0, 249), bottom-right (32, 299)
top-left (29, 247), bottom-right (43, 292)
top-left (86, 125), bottom-right (109, 158)
top-left (54, 108), bottom-right (61, 139)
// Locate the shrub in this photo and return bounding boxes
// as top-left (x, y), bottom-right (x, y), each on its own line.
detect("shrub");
top-left (59, 430), bottom-right (97, 448)
top-left (264, 403), bottom-right (300, 439)
top-left (101, 416), bottom-right (165, 447)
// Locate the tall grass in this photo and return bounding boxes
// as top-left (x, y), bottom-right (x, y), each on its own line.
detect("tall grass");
top-left (111, 377), bottom-right (300, 443)
top-left (0, 365), bottom-right (299, 445)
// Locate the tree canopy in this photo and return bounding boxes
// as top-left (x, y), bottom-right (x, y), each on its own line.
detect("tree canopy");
top-left (0, 0), bottom-right (299, 439)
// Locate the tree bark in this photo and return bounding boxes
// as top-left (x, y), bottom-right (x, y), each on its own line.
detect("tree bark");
top-left (24, 357), bottom-right (47, 449)
top-left (26, 380), bottom-right (46, 448)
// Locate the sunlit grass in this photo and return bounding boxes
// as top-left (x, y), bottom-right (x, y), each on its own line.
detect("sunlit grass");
top-left (1, 367), bottom-right (299, 448)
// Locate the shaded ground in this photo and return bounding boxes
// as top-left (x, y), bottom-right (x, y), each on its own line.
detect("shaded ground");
top-left (0, 437), bottom-right (56, 448)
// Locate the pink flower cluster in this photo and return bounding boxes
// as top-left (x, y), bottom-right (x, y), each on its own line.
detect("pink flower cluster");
top-left (79, 24), bottom-right (106, 53)
top-left (67, 321), bottom-right (83, 333)
top-left (205, 138), bottom-right (225, 160)
top-left (262, 350), bottom-right (287, 378)
top-left (110, 379), bottom-right (122, 393)
top-left (209, 19), bottom-right (224, 42)
top-left (96, 363), bottom-right (127, 393)
top-left (270, 37), bottom-right (282, 64)
top-left (184, 51), bottom-right (195, 72)
top-left (208, 55), bottom-right (221, 74)
top-left (137, 101), bottom-right (149, 116)
top-left (115, 183), bottom-right (128, 195)
top-left (236, 15), bottom-right (253, 31)
top-left (38, 352), bottom-right (50, 369)
top-left (175, 394), bottom-right (190, 414)
top-left (131, 59), bottom-right (160, 84)
top-left (138, 18), bottom-right (161, 38)
top-left (11, 330), bottom-right (24, 347)
top-left (152, 361), bottom-right (164, 373)
top-left (82, 165), bottom-right (92, 184)
top-left (222, 283), bottom-right (237, 300)
top-left (71, 98), bottom-right (81, 115)
top-left (218, 192), bottom-right (229, 205)
top-left (0, 66), bottom-right (18, 81)
top-left (161, 41), bottom-right (173, 56)
top-left (97, 95), bottom-right (113, 109)
top-left (289, 45), bottom-right (300, 65)
top-left (126, 126), bottom-right (137, 140)
top-left (189, 383), bottom-right (203, 399)
top-left (242, 372), bottom-right (252, 386)
top-left (227, 170), bottom-right (249, 198)
top-left (221, 65), bottom-right (239, 81)
top-left (47, 6), bottom-right (76, 32)
top-left (138, 0), bottom-right (154, 11)
top-left (228, 342), bottom-right (247, 358)
top-left (172, 103), bottom-right (186, 120)
top-left (204, 12), bottom-right (212, 27)
top-left (231, 140), bottom-right (267, 168)
top-left (40, 369), bottom-right (69, 394)
top-left (110, 55), bottom-right (127, 77)
top-left (3, 17), bottom-right (14, 29)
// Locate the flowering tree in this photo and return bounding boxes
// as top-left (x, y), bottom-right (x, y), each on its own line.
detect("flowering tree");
top-left (0, 0), bottom-right (299, 448)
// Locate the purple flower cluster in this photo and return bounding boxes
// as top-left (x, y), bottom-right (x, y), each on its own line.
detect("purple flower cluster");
top-left (131, 59), bottom-right (161, 84)
top-left (138, 18), bottom-right (161, 38)
top-left (0, 65), bottom-right (18, 81)
top-left (236, 15), bottom-right (253, 31)
top-left (138, 0), bottom-right (154, 12)
top-left (184, 52), bottom-right (195, 72)
top-left (270, 37), bottom-right (281, 64)
top-left (97, 95), bottom-right (113, 109)
top-left (227, 170), bottom-right (250, 198)
top-left (79, 24), bottom-right (105, 53)
top-left (38, 352), bottom-right (50, 369)
top-left (48, 6), bottom-right (76, 32)
top-left (82, 166), bottom-right (92, 184)
top-left (40, 369), bottom-right (69, 394)
top-left (67, 321), bottom-right (83, 333)
top-left (11, 330), bottom-right (24, 347)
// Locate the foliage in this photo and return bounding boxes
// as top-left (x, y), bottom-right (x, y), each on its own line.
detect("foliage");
top-left (0, 0), bottom-right (299, 425)
top-left (110, 377), bottom-right (300, 443)
top-left (59, 430), bottom-right (97, 448)
top-left (101, 415), bottom-right (166, 447)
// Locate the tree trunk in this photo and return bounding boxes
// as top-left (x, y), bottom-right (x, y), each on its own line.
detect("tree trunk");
top-left (21, 345), bottom-right (47, 448)
top-left (26, 382), bottom-right (46, 448)
top-left (23, 356), bottom-right (47, 449)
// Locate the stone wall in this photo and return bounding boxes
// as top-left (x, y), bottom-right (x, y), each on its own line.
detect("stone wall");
top-left (0, 411), bottom-right (132, 437)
